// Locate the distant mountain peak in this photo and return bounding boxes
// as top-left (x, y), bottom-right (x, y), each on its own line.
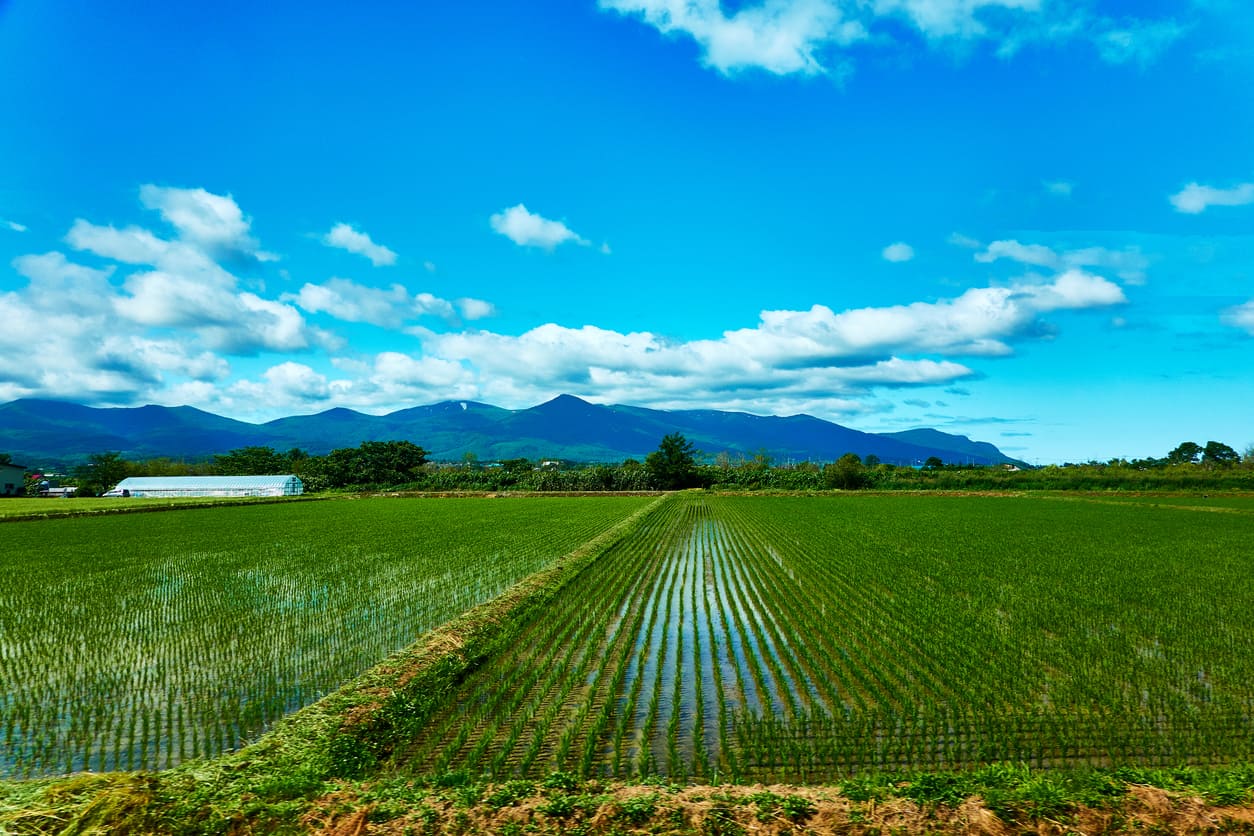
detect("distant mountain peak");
top-left (0, 395), bottom-right (1026, 468)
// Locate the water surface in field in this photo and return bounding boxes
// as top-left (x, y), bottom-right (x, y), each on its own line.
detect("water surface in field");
top-left (617, 502), bottom-right (824, 773)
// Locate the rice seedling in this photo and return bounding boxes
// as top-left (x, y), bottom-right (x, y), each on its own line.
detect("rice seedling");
top-left (0, 495), bottom-right (651, 778)
top-left (387, 493), bottom-right (1254, 781)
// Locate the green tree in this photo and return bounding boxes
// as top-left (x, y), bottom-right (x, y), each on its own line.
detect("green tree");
top-left (823, 453), bottom-right (866, 490)
top-left (924, 456), bottom-right (944, 470)
top-left (319, 440), bottom-right (430, 488)
top-left (214, 446), bottom-right (289, 475)
top-left (73, 452), bottom-right (129, 496)
top-left (1202, 441), bottom-right (1240, 467)
top-left (1167, 441), bottom-right (1203, 465)
top-left (645, 433), bottom-right (700, 490)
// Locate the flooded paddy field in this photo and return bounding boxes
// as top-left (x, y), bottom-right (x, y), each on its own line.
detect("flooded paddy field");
top-left (0, 496), bottom-right (652, 779)
top-left (394, 493), bottom-right (1254, 782)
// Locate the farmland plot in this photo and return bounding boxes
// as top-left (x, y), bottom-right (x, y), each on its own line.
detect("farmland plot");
top-left (395, 493), bottom-right (1254, 781)
top-left (0, 496), bottom-right (651, 778)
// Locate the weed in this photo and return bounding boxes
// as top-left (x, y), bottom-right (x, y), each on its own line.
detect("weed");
top-left (486, 780), bottom-right (536, 808)
top-left (613, 793), bottom-right (658, 825)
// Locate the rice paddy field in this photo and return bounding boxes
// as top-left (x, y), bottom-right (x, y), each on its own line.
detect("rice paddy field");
top-left (393, 493), bottom-right (1254, 782)
top-left (3, 490), bottom-right (1253, 788)
top-left (0, 495), bottom-right (653, 778)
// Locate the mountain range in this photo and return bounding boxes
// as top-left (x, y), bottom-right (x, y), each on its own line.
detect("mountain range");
top-left (0, 395), bottom-right (1026, 468)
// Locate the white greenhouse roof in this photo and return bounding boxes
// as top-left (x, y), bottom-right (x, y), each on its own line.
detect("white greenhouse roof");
top-left (114, 476), bottom-right (300, 490)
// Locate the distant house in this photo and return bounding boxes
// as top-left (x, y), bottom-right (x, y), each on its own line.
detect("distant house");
top-left (0, 463), bottom-right (25, 496)
top-left (105, 475), bottom-right (304, 498)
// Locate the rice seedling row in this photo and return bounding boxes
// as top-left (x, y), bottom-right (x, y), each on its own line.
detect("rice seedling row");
top-left (0, 496), bottom-right (652, 778)
top-left (391, 493), bottom-right (1254, 782)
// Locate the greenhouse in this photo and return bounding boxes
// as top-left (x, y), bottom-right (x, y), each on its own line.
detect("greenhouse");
top-left (104, 475), bottom-right (304, 498)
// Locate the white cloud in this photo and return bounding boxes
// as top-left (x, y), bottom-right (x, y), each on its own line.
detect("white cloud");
top-left (0, 181), bottom-right (1138, 422)
top-left (1043, 180), bottom-right (1073, 197)
top-left (12, 252), bottom-right (115, 314)
top-left (97, 336), bottom-right (230, 382)
top-left (63, 192), bottom-right (331, 358)
top-left (321, 222), bottom-right (398, 266)
top-left (599, 0), bottom-right (864, 76)
top-left (1170, 181), bottom-right (1254, 214)
top-left (225, 353), bottom-right (477, 415)
top-left (139, 184), bottom-right (277, 261)
top-left (1062, 246), bottom-right (1150, 285)
top-left (410, 271), bottom-right (1125, 416)
top-left (264, 362), bottom-right (331, 400)
top-left (948, 232), bottom-right (982, 249)
top-left (226, 363), bottom-right (339, 413)
top-left (975, 239), bottom-right (1059, 268)
top-left (287, 277), bottom-right (484, 327)
top-left (0, 270), bottom-right (234, 406)
top-left (872, 0), bottom-right (1041, 39)
top-left (490, 204), bottom-right (589, 249)
top-left (882, 242), bottom-right (915, 262)
top-left (4, 220), bottom-right (26, 232)
top-left (456, 297), bottom-right (496, 320)
top-left (1095, 18), bottom-right (1186, 66)
top-left (974, 239), bottom-right (1149, 284)
top-left (1222, 300), bottom-right (1254, 335)
top-left (68, 219), bottom-right (183, 266)
top-left (600, 0), bottom-right (1181, 77)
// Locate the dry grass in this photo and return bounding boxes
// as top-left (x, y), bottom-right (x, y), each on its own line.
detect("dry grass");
top-left (293, 780), bottom-right (1254, 835)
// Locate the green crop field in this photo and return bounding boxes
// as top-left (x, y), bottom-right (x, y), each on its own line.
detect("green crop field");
top-left (5, 491), bottom-right (1253, 791)
top-left (0, 495), bottom-right (653, 779)
top-left (0, 495), bottom-right (286, 520)
top-left (392, 493), bottom-right (1254, 782)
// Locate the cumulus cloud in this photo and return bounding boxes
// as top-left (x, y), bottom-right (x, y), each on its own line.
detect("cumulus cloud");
top-left (286, 277), bottom-right (489, 327)
top-left (12, 252), bottom-right (116, 314)
top-left (598, 0), bottom-right (864, 76)
top-left (97, 336), bottom-right (230, 383)
top-left (4, 220), bottom-right (26, 232)
top-left (139, 184), bottom-right (277, 261)
top-left (1222, 300), bottom-right (1254, 335)
top-left (321, 223), bottom-right (398, 266)
top-left (974, 239), bottom-right (1150, 284)
top-left (1170, 181), bottom-right (1254, 214)
top-left (62, 191), bottom-right (332, 358)
top-left (408, 270), bottom-right (1125, 415)
top-left (0, 271), bottom-right (233, 406)
top-left (209, 267), bottom-right (1129, 420)
top-left (0, 181), bottom-right (1135, 422)
top-left (490, 204), bottom-right (588, 249)
top-left (882, 242), bottom-right (915, 262)
top-left (598, 0), bottom-right (1183, 77)
top-left (456, 297), bottom-right (496, 320)
top-left (226, 353), bottom-right (478, 415)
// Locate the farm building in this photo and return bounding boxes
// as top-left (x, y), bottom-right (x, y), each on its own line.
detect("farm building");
top-left (105, 475), bottom-right (304, 498)
top-left (1, 462), bottom-right (25, 496)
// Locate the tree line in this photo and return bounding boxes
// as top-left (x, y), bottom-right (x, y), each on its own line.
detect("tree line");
top-left (8, 434), bottom-right (1254, 496)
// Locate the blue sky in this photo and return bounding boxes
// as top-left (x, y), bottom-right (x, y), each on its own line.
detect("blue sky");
top-left (1, 0), bottom-right (1251, 463)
